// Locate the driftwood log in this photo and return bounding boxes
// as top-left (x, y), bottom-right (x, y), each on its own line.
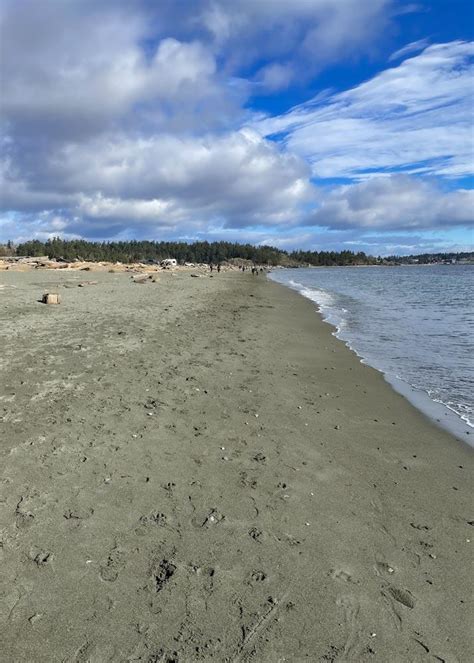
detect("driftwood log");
top-left (42, 293), bottom-right (61, 305)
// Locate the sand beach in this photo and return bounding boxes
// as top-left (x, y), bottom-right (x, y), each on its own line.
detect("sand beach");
top-left (0, 269), bottom-right (472, 662)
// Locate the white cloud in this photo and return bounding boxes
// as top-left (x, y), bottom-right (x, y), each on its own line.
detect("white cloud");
top-left (388, 38), bottom-right (430, 62)
top-left (200, 0), bottom-right (393, 83)
top-left (0, 2), bottom-right (239, 140)
top-left (254, 41), bottom-right (474, 180)
top-left (77, 195), bottom-right (172, 223)
top-left (309, 175), bottom-right (474, 230)
top-left (257, 63), bottom-right (294, 92)
top-left (3, 129), bottom-right (312, 233)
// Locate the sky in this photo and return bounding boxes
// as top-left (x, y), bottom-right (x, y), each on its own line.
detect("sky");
top-left (0, 0), bottom-right (473, 256)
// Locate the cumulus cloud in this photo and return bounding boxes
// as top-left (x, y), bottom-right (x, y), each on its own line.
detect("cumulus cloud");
top-left (2, 129), bottom-right (312, 236)
top-left (309, 176), bottom-right (474, 230)
top-left (255, 41), bottom-right (474, 179)
top-left (0, 1), bottom-right (245, 143)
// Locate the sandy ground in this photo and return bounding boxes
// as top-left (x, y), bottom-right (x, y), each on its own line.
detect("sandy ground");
top-left (0, 270), bottom-right (472, 663)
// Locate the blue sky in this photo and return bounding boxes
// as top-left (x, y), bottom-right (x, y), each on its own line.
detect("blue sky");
top-left (0, 0), bottom-right (473, 255)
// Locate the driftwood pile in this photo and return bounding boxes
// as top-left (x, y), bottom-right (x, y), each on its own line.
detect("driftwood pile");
top-left (42, 293), bottom-right (61, 305)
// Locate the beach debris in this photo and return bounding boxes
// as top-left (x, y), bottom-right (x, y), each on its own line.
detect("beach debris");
top-left (161, 258), bottom-right (177, 268)
top-left (78, 280), bottom-right (98, 287)
top-left (202, 508), bottom-right (225, 527)
top-left (41, 292), bottom-right (61, 304)
top-left (334, 425), bottom-right (341, 430)
top-left (28, 613), bottom-right (43, 625)
top-left (131, 274), bottom-right (149, 284)
top-left (190, 273), bottom-right (201, 278)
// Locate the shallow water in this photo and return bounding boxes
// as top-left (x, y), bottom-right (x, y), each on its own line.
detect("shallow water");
top-left (270, 264), bottom-right (473, 442)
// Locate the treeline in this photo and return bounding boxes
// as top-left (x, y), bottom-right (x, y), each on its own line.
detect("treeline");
top-left (385, 252), bottom-right (474, 264)
top-left (11, 238), bottom-right (376, 266)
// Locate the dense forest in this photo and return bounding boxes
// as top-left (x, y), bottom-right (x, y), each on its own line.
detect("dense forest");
top-left (7, 238), bottom-right (376, 266)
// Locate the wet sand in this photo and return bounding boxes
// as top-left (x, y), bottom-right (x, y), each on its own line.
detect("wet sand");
top-left (0, 270), bottom-right (472, 662)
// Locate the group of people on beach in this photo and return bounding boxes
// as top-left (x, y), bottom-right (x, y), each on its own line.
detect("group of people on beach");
top-left (238, 265), bottom-right (264, 275)
top-left (208, 263), bottom-right (264, 275)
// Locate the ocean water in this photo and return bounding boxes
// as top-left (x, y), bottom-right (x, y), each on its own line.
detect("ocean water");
top-left (269, 265), bottom-right (473, 443)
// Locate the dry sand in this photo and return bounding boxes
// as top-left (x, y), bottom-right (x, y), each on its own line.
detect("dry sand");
top-left (0, 269), bottom-right (472, 662)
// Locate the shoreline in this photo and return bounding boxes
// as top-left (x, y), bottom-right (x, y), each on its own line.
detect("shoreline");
top-left (1, 270), bottom-right (472, 661)
top-left (269, 271), bottom-right (473, 446)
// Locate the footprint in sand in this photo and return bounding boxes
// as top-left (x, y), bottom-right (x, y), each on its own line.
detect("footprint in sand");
top-left (249, 570), bottom-right (267, 585)
top-left (139, 511), bottom-right (168, 527)
top-left (189, 564), bottom-right (215, 591)
top-left (330, 568), bottom-right (353, 583)
top-left (15, 496), bottom-right (35, 529)
top-left (99, 544), bottom-right (125, 582)
top-left (336, 595), bottom-right (362, 659)
top-left (151, 559), bottom-right (177, 593)
top-left (248, 527), bottom-right (264, 543)
top-left (29, 548), bottom-right (53, 567)
top-left (382, 584), bottom-right (417, 629)
top-left (385, 585), bottom-right (416, 609)
top-left (147, 558), bottom-right (177, 614)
